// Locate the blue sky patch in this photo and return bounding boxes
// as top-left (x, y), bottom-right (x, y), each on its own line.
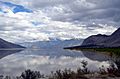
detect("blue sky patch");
top-left (0, 8), bottom-right (7, 13)
top-left (3, 1), bottom-right (15, 7)
top-left (0, 1), bottom-right (33, 13)
top-left (32, 22), bottom-right (42, 26)
top-left (13, 5), bottom-right (33, 13)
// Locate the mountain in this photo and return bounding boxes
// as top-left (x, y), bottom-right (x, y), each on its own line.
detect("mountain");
top-left (82, 34), bottom-right (108, 46)
top-left (0, 38), bottom-right (24, 48)
top-left (82, 28), bottom-right (120, 47)
top-left (19, 39), bottom-right (84, 48)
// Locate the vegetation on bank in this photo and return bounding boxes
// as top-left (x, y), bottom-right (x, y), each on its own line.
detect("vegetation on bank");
top-left (0, 60), bottom-right (120, 79)
top-left (65, 47), bottom-right (120, 56)
top-left (92, 48), bottom-right (120, 56)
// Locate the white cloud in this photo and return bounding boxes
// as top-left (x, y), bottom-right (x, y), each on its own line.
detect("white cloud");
top-left (0, 0), bottom-right (118, 43)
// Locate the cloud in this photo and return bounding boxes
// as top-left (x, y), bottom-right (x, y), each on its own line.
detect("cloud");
top-left (0, 0), bottom-right (119, 42)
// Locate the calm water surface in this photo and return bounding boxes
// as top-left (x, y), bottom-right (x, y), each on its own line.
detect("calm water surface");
top-left (0, 48), bottom-right (113, 76)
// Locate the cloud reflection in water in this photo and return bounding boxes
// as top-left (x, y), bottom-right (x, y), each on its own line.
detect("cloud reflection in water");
top-left (0, 49), bottom-right (111, 76)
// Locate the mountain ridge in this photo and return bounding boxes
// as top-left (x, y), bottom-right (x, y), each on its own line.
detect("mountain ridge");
top-left (64, 28), bottom-right (120, 49)
top-left (81, 27), bottom-right (120, 47)
top-left (0, 38), bottom-right (25, 48)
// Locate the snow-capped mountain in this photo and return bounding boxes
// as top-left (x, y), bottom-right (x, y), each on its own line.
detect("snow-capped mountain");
top-left (19, 39), bottom-right (84, 48)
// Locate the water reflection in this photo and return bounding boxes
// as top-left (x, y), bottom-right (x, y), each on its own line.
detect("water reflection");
top-left (0, 48), bottom-right (113, 76)
top-left (0, 49), bottom-right (23, 59)
top-left (82, 51), bottom-right (111, 61)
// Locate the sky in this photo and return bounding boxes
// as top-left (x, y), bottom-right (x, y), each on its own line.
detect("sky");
top-left (0, 0), bottom-right (119, 43)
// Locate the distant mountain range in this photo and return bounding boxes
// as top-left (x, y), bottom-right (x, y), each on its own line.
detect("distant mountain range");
top-left (64, 28), bottom-right (120, 48)
top-left (0, 38), bottom-right (24, 48)
top-left (19, 39), bottom-right (84, 48)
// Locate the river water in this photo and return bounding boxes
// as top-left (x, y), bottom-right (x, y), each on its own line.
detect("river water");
top-left (0, 48), bottom-right (113, 76)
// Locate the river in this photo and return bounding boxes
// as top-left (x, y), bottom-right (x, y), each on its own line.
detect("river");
top-left (0, 48), bottom-right (114, 76)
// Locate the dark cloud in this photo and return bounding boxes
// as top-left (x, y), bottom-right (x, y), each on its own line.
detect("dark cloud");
top-left (3, 0), bottom-right (120, 25)
top-left (31, 0), bottom-right (120, 26)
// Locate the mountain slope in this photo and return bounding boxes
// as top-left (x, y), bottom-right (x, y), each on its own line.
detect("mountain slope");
top-left (104, 28), bottom-right (120, 47)
top-left (82, 34), bottom-right (109, 46)
top-left (82, 28), bottom-right (120, 47)
top-left (0, 38), bottom-right (24, 48)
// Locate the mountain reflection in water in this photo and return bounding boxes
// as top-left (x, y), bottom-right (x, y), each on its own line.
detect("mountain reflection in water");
top-left (0, 48), bottom-right (114, 76)
top-left (0, 49), bottom-right (23, 59)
